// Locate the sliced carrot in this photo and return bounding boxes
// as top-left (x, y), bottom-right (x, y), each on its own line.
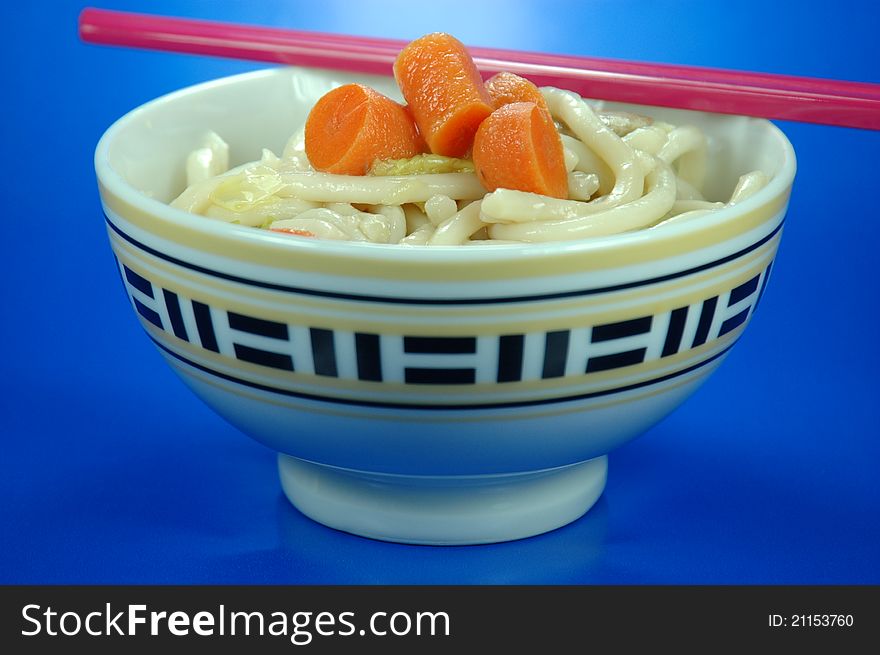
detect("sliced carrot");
top-left (393, 32), bottom-right (494, 157)
top-left (305, 83), bottom-right (426, 175)
top-left (472, 101), bottom-right (568, 199)
top-left (485, 71), bottom-right (549, 112)
top-left (270, 227), bottom-right (316, 237)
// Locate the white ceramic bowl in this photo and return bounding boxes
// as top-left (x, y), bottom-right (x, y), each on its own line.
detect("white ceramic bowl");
top-left (95, 67), bottom-right (795, 544)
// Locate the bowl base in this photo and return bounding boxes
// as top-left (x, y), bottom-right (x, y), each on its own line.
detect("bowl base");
top-left (277, 454), bottom-right (607, 545)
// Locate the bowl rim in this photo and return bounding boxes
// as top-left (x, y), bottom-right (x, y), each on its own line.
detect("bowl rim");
top-left (95, 66), bottom-right (797, 264)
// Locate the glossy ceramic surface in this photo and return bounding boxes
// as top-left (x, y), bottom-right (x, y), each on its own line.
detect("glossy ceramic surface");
top-left (95, 66), bottom-right (795, 543)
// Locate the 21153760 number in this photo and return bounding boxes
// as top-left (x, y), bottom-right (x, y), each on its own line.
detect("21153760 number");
top-left (768, 614), bottom-right (854, 628)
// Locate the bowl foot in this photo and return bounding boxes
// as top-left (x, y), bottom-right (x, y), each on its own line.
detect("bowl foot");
top-left (277, 454), bottom-right (607, 545)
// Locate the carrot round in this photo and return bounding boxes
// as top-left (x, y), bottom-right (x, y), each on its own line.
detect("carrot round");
top-left (472, 101), bottom-right (568, 199)
top-left (304, 83), bottom-right (426, 175)
top-left (393, 32), bottom-right (494, 158)
top-left (485, 71), bottom-right (549, 112)
top-left (270, 227), bottom-right (315, 237)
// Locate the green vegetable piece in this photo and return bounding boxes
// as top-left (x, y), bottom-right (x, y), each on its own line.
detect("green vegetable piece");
top-left (369, 153), bottom-right (475, 176)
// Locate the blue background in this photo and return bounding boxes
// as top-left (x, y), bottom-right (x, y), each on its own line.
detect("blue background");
top-left (2, 1), bottom-right (878, 584)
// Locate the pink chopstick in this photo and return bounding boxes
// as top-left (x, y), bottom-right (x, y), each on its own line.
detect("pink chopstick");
top-left (79, 7), bottom-right (880, 130)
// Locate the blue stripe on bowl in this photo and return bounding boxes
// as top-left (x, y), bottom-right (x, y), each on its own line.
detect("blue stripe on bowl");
top-left (105, 214), bottom-right (783, 306)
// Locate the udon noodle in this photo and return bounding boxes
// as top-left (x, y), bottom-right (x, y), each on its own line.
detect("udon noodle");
top-left (170, 86), bottom-right (769, 245)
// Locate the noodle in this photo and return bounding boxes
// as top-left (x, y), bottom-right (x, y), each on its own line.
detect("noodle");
top-left (426, 200), bottom-right (486, 245)
top-left (651, 171), bottom-right (770, 229)
top-left (185, 131), bottom-right (230, 187)
top-left (425, 195), bottom-right (459, 225)
top-left (486, 161), bottom-right (677, 241)
top-left (729, 171), bottom-right (770, 204)
top-left (539, 88), bottom-right (646, 213)
top-left (273, 171), bottom-right (485, 204)
top-left (657, 125), bottom-right (707, 189)
top-left (567, 171), bottom-right (600, 202)
top-left (559, 134), bottom-right (613, 195)
top-left (622, 125), bottom-right (669, 155)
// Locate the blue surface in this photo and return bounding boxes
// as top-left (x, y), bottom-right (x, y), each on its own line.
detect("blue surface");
top-left (2, 1), bottom-right (878, 584)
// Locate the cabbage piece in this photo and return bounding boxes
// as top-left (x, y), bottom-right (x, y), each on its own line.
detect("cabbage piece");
top-left (369, 153), bottom-right (475, 176)
top-left (209, 165), bottom-right (284, 213)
